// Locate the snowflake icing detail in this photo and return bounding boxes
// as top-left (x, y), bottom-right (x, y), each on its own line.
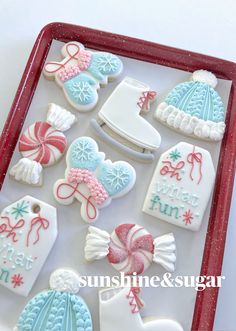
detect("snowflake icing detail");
top-left (169, 148), bottom-right (181, 162)
top-left (11, 200), bottom-right (29, 219)
top-left (182, 209), bottom-right (194, 225)
top-left (96, 54), bottom-right (119, 73)
top-left (11, 274), bottom-right (24, 288)
top-left (105, 166), bottom-right (130, 190)
top-left (69, 81), bottom-right (92, 102)
top-left (72, 140), bottom-right (96, 162)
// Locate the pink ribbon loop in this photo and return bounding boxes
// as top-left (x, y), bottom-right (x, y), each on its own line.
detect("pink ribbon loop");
top-left (137, 90), bottom-right (157, 112)
top-left (0, 216), bottom-right (25, 243)
top-left (26, 214), bottom-right (49, 247)
top-left (187, 146), bottom-right (203, 184)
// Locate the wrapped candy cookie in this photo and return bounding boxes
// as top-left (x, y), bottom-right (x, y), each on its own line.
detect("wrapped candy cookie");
top-left (14, 268), bottom-right (93, 331)
top-left (0, 196), bottom-right (57, 296)
top-left (85, 224), bottom-right (176, 275)
top-left (43, 41), bottom-right (123, 112)
top-left (54, 137), bottom-right (136, 223)
top-left (155, 70), bottom-right (226, 141)
top-left (99, 286), bottom-right (183, 331)
top-left (10, 103), bottom-right (76, 186)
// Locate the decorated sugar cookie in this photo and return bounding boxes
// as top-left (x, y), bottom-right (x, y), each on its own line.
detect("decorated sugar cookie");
top-left (43, 41), bottom-right (123, 112)
top-left (54, 137), bottom-right (136, 223)
top-left (85, 224), bottom-right (176, 275)
top-left (91, 77), bottom-right (161, 162)
top-left (14, 268), bottom-right (93, 331)
top-left (10, 103), bottom-right (76, 186)
top-left (99, 286), bottom-right (183, 331)
top-left (0, 196), bottom-right (57, 296)
top-left (143, 142), bottom-right (216, 231)
top-left (155, 70), bottom-right (226, 141)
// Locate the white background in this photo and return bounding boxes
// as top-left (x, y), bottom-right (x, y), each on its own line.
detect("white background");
top-left (0, 0), bottom-right (236, 330)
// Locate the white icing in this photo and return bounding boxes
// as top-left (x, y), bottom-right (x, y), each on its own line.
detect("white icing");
top-left (99, 287), bottom-right (184, 331)
top-left (85, 226), bottom-right (110, 261)
top-left (10, 158), bottom-right (43, 185)
top-left (192, 69), bottom-right (217, 88)
top-left (49, 268), bottom-right (80, 294)
top-left (98, 77), bottom-right (161, 151)
top-left (143, 142), bottom-right (216, 231)
top-left (0, 196), bottom-right (57, 296)
top-left (46, 103), bottom-right (76, 131)
top-left (153, 233), bottom-right (176, 272)
top-left (155, 102), bottom-right (225, 141)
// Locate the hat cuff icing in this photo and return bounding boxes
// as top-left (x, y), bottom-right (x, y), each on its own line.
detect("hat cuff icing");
top-left (155, 102), bottom-right (225, 141)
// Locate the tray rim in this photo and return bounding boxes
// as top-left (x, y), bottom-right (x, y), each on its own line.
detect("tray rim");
top-left (1, 22), bottom-right (236, 331)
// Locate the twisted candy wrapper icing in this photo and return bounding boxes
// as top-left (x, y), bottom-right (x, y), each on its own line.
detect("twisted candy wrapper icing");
top-left (85, 224), bottom-right (176, 275)
top-left (10, 104), bottom-right (76, 186)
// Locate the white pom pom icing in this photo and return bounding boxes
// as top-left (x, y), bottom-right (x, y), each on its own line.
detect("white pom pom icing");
top-left (47, 103), bottom-right (76, 131)
top-left (85, 226), bottom-right (110, 261)
top-left (49, 268), bottom-right (81, 294)
top-left (9, 158), bottom-right (43, 185)
top-left (153, 233), bottom-right (176, 272)
top-left (192, 70), bottom-right (217, 88)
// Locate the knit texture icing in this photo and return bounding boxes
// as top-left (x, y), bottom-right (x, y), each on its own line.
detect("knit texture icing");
top-left (16, 290), bottom-right (93, 331)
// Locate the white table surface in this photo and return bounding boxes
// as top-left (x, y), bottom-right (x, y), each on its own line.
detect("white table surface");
top-left (0, 1), bottom-right (235, 330)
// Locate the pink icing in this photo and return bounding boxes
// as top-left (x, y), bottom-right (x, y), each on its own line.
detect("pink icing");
top-left (58, 50), bottom-right (92, 82)
top-left (107, 224), bottom-right (154, 275)
top-left (67, 168), bottom-right (109, 205)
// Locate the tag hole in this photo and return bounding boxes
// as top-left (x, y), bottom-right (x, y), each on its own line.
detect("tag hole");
top-left (32, 204), bottom-right (41, 214)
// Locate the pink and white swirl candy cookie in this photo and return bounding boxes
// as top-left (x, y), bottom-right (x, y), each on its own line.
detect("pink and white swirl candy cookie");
top-left (85, 224), bottom-right (176, 275)
top-left (10, 103), bottom-right (76, 186)
top-left (54, 137), bottom-right (136, 223)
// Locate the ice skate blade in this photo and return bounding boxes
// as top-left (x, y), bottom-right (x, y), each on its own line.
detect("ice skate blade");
top-left (90, 119), bottom-right (155, 163)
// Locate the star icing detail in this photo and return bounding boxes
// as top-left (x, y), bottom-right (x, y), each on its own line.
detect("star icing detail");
top-left (105, 166), bottom-right (130, 190)
top-left (169, 148), bottom-right (181, 162)
top-left (96, 54), bottom-right (119, 73)
top-left (182, 209), bottom-right (194, 225)
top-left (69, 81), bottom-right (92, 103)
top-left (11, 274), bottom-right (24, 288)
top-left (72, 139), bottom-right (95, 162)
top-left (11, 200), bottom-right (29, 219)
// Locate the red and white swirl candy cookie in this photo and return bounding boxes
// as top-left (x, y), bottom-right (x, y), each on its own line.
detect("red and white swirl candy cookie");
top-left (10, 103), bottom-right (76, 186)
top-left (85, 224), bottom-right (176, 275)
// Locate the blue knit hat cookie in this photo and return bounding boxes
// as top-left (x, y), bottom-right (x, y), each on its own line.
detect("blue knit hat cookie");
top-left (14, 269), bottom-right (93, 331)
top-left (155, 70), bottom-right (226, 141)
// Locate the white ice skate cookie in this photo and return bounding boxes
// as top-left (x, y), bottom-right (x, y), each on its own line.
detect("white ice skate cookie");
top-left (155, 70), bottom-right (226, 141)
top-left (9, 103), bottom-right (76, 186)
top-left (143, 142), bottom-right (216, 231)
top-left (54, 137), bottom-right (136, 223)
top-left (14, 268), bottom-right (93, 331)
top-left (0, 196), bottom-right (57, 296)
top-left (43, 41), bottom-right (123, 112)
top-left (91, 77), bottom-right (161, 162)
top-left (99, 287), bottom-right (183, 331)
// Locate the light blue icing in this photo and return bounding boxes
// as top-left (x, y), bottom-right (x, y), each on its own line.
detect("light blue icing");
top-left (63, 73), bottom-right (97, 107)
top-left (68, 137), bottom-right (103, 171)
top-left (17, 290), bottom-right (93, 331)
top-left (165, 81), bottom-right (225, 122)
top-left (97, 161), bottom-right (134, 196)
top-left (87, 52), bottom-right (122, 82)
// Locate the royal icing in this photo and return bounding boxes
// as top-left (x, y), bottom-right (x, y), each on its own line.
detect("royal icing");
top-left (10, 103), bottom-right (76, 186)
top-left (99, 286), bottom-right (183, 331)
top-left (143, 142), bottom-right (216, 231)
top-left (0, 196), bottom-right (57, 296)
top-left (85, 224), bottom-right (176, 275)
top-left (14, 268), bottom-right (93, 331)
top-left (155, 70), bottom-right (226, 141)
top-left (91, 77), bottom-right (161, 162)
top-left (54, 137), bottom-right (136, 223)
top-left (43, 41), bottom-right (123, 112)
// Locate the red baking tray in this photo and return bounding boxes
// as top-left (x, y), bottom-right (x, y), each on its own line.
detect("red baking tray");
top-left (0, 22), bottom-right (236, 331)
